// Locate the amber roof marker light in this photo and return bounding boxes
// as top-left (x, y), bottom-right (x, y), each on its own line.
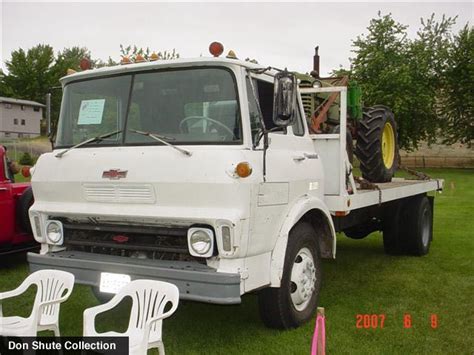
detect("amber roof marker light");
top-left (209, 42), bottom-right (224, 57)
top-left (79, 58), bottom-right (91, 70)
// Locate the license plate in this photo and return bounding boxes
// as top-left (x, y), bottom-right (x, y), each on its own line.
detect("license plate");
top-left (99, 272), bottom-right (131, 294)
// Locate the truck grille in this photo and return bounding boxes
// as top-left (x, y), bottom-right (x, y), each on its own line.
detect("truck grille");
top-left (58, 220), bottom-right (206, 263)
top-left (82, 183), bottom-right (155, 204)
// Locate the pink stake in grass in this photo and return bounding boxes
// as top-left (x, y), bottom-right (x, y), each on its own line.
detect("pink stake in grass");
top-left (311, 307), bottom-right (326, 355)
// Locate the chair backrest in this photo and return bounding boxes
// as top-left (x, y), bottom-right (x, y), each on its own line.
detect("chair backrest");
top-left (25, 270), bottom-right (75, 326)
top-left (122, 280), bottom-right (179, 342)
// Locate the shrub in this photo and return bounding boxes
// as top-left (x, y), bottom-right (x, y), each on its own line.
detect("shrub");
top-left (19, 152), bottom-right (34, 166)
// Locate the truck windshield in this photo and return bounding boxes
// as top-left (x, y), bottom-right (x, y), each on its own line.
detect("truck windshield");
top-left (55, 68), bottom-right (241, 148)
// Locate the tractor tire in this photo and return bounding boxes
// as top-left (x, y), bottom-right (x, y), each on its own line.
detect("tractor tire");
top-left (400, 195), bottom-right (433, 256)
top-left (356, 105), bottom-right (398, 182)
top-left (333, 125), bottom-right (354, 164)
top-left (17, 187), bottom-right (34, 234)
top-left (258, 222), bottom-right (322, 329)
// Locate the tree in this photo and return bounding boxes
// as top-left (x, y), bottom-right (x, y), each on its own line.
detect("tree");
top-left (439, 25), bottom-right (474, 145)
top-left (348, 13), bottom-right (457, 150)
top-left (1, 45), bottom-right (55, 104)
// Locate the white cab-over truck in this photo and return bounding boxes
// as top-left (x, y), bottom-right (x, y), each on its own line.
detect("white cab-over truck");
top-left (28, 52), bottom-right (443, 329)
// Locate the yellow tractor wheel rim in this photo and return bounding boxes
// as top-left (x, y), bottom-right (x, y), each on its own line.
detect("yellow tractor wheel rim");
top-left (382, 122), bottom-right (395, 169)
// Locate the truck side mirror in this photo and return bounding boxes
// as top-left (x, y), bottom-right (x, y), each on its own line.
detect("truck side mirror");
top-left (273, 69), bottom-right (297, 127)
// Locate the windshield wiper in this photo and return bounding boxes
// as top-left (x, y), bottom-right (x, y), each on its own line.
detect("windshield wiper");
top-left (55, 129), bottom-right (122, 158)
top-left (129, 129), bottom-right (192, 157)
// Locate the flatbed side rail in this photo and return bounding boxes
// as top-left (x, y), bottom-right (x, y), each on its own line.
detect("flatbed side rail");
top-left (324, 178), bottom-right (444, 212)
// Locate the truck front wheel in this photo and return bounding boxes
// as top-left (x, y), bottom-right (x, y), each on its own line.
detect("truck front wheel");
top-left (258, 222), bottom-right (322, 329)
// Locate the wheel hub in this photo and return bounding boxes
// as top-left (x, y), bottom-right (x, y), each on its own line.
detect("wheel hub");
top-left (382, 122), bottom-right (395, 169)
top-left (290, 247), bottom-right (317, 311)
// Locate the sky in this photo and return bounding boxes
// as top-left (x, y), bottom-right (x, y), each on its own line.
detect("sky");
top-left (1, 1), bottom-right (472, 76)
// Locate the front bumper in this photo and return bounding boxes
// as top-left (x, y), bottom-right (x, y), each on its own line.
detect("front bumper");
top-left (28, 251), bottom-right (241, 304)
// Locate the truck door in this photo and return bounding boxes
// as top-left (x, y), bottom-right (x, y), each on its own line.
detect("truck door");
top-left (246, 76), bottom-right (321, 257)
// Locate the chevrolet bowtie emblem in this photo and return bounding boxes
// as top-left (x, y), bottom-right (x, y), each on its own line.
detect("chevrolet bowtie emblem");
top-left (102, 169), bottom-right (128, 180)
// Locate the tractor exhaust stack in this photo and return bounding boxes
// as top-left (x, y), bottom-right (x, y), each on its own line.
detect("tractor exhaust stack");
top-left (311, 46), bottom-right (320, 79)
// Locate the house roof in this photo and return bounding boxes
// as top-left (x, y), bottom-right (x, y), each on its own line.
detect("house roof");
top-left (0, 96), bottom-right (46, 108)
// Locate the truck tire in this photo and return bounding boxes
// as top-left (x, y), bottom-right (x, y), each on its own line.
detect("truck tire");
top-left (258, 222), bottom-right (322, 329)
top-left (91, 286), bottom-right (114, 303)
top-left (382, 201), bottom-right (404, 255)
top-left (401, 195), bottom-right (433, 256)
top-left (356, 106), bottom-right (398, 182)
top-left (17, 187), bottom-right (34, 234)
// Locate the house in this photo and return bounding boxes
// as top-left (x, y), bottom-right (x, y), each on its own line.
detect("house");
top-left (0, 97), bottom-right (44, 139)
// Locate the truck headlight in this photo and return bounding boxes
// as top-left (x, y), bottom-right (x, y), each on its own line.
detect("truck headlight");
top-left (46, 220), bottom-right (63, 244)
top-left (187, 228), bottom-right (214, 257)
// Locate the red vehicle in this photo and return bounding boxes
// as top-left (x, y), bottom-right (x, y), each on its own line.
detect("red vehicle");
top-left (0, 145), bottom-right (36, 254)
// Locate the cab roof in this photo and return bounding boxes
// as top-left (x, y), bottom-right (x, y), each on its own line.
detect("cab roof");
top-left (60, 57), bottom-right (275, 86)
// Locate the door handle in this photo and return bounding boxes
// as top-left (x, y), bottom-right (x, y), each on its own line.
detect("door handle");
top-left (293, 155), bottom-right (306, 162)
top-left (304, 153), bottom-right (319, 159)
top-left (0, 187), bottom-right (7, 191)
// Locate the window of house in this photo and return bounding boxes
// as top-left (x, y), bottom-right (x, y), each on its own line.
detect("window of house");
top-left (21, 119), bottom-right (26, 125)
top-left (33, 107), bottom-right (40, 112)
top-left (4, 132), bottom-right (11, 137)
top-left (13, 119), bottom-right (18, 125)
top-left (4, 103), bottom-right (12, 109)
top-left (20, 105), bottom-right (25, 111)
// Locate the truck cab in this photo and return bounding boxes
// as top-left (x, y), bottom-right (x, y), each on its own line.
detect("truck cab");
top-left (27, 53), bottom-right (442, 329)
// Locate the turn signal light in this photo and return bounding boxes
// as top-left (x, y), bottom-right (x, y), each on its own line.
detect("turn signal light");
top-left (135, 54), bottom-right (145, 63)
top-left (226, 50), bottom-right (237, 59)
top-left (209, 42), bottom-right (224, 57)
top-left (80, 58), bottom-right (91, 70)
top-left (235, 162), bottom-right (252, 178)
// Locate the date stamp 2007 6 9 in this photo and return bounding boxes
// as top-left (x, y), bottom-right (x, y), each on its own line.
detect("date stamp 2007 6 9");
top-left (355, 314), bottom-right (438, 329)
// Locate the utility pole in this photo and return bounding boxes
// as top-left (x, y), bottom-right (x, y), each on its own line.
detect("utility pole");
top-left (46, 93), bottom-right (51, 136)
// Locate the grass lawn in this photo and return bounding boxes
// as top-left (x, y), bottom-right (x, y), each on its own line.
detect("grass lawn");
top-left (1, 168), bottom-right (472, 354)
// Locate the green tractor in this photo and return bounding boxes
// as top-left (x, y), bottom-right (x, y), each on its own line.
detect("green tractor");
top-left (299, 47), bottom-right (399, 183)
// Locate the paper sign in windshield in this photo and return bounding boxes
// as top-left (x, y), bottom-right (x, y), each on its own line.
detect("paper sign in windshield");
top-left (78, 99), bottom-right (105, 125)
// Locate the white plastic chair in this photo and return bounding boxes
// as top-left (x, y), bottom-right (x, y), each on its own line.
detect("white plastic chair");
top-left (0, 269), bottom-right (75, 336)
top-left (84, 280), bottom-right (179, 355)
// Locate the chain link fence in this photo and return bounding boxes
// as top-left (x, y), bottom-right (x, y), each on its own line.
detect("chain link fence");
top-left (0, 138), bottom-right (52, 163)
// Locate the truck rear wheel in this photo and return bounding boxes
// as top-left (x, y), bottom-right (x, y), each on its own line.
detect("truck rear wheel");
top-left (356, 105), bottom-right (398, 182)
top-left (383, 201), bottom-right (404, 255)
top-left (383, 195), bottom-right (433, 255)
top-left (258, 222), bottom-right (322, 329)
top-left (402, 195), bottom-right (433, 255)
